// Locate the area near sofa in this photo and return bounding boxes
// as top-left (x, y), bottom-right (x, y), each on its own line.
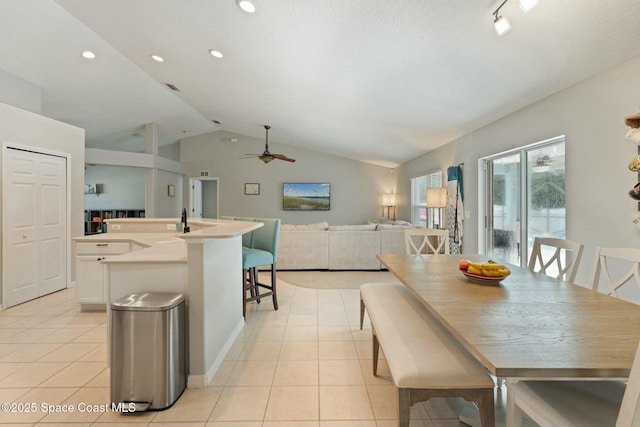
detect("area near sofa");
top-left (277, 221), bottom-right (415, 270)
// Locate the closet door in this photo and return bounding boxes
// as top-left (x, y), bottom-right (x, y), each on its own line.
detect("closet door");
top-left (3, 147), bottom-right (67, 308)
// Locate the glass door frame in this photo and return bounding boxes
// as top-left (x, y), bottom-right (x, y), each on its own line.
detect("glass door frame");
top-left (479, 135), bottom-right (566, 267)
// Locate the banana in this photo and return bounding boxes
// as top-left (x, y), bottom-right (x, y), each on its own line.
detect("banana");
top-left (467, 265), bottom-right (483, 275)
top-left (470, 262), bottom-right (507, 270)
top-left (467, 260), bottom-right (511, 277)
top-left (482, 268), bottom-right (503, 277)
top-left (497, 268), bottom-right (511, 276)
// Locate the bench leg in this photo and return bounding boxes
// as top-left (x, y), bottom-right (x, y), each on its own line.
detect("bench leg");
top-left (478, 388), bottom-right (496, 427)
top-left (372, 329), bottom-right (379, 376)
top-left (360, 297), bottom-right (365, 330)
top-left (397, 388), bottom-right (411, 427)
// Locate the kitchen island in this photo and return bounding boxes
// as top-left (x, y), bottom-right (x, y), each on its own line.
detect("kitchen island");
top-left (72, 218), bottom-right (262, 388)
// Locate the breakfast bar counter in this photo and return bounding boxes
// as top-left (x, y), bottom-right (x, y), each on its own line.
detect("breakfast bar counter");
top-left (73, 218), bottom-right (262, 388)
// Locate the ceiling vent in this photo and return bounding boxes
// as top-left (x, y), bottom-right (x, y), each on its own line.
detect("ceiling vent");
top-left (165, 83), bottom-right (180, 91)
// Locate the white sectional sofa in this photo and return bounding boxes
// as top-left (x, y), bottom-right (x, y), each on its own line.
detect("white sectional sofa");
top-left (277, 221), bottom-right (413, 270)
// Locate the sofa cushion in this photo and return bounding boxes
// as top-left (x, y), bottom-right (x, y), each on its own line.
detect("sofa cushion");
top-left (327, 224), bottom-right (377, 231)
top-left (281, 221), bottom-right (329, 231)
top-left (328, 231), bottom-right (381, 270)
top-left (375, 224), bottom-right (415, 231)
top-left (309, 221), bottom-right (329, 230)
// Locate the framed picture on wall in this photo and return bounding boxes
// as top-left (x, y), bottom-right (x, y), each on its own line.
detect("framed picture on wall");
top-left (283, 183), bottom-right (331, 210)
top-left (245, 183), bottom-right (260, 195)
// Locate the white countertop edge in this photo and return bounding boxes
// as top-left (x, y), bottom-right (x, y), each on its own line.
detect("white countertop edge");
top-left (73, 218), bottom-right (261, 264)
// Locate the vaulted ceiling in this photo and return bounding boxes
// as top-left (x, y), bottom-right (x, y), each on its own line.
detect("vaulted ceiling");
top-left (1, 0), bottom-right (639, 167)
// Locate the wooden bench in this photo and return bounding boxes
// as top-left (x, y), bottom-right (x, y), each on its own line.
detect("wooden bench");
top-left (359, 282), bottom-right (495, 427)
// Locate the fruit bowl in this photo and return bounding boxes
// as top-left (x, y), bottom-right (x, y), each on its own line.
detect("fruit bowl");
top-left (458, 259), bottom-right (510, 285)
top-left (460, 269), bottom-right (506, 285)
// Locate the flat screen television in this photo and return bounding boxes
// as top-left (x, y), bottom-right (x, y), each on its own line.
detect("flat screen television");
top-left (283, 183), bottom-right (331, 211)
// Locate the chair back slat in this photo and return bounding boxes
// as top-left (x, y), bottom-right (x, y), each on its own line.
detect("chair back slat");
top-left (591, 247), bottom-right (640, 298)
top-left (404, 229), bottom-right (450, 255)
top-left (527, 237), bottom-right (584, 283)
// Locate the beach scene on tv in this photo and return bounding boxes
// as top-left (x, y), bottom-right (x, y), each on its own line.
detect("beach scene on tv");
top-left (283, 183), bottom-right (331, 211)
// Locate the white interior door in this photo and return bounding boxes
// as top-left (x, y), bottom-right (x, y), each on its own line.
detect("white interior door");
top-left (3, 147), bottom-right (67, 308)
top-left (190, 179), bottom-right (203, 219)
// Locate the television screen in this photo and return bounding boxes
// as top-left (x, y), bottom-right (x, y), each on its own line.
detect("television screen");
top-left (283, 183), bottom-right (331, 211)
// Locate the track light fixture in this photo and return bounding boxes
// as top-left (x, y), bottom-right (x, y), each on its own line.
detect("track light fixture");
top-left (492, 0), bottom-right (539, 36)
top-left (492, 0), bottom-right (511, 36)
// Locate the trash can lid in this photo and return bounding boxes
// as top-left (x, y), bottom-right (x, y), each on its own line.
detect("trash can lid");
top-left (111, 292), bottom-right (185, 311)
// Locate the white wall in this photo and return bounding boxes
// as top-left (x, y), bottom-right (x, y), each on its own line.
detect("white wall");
top-left (0, 102), bottom-right (85, 296)
top-left (84, 165), bottom-right (145, 210)
top-left (396, 55), bottom-right (640, 287)
top-left (180, 131), bottom-right (396, 225)
top-left (0, 69), bottom-right (42, 114)
top-left (156, 169), bottom-right (184, 218)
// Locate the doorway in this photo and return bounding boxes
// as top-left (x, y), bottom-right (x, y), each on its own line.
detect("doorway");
top-left (189, 177), bottom-right (219, 219)
top-left (2, 145), bottom-right (68, 308)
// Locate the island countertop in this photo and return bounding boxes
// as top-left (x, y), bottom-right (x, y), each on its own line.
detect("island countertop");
top-left (72, 218), bottom-right (262, 264)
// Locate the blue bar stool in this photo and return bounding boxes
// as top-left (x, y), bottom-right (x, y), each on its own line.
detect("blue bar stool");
top-left (242, 218), bottom-right (281, 317)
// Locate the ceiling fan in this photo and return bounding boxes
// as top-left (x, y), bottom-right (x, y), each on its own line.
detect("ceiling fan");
top-left (241, 125), bottom-right (296, 164)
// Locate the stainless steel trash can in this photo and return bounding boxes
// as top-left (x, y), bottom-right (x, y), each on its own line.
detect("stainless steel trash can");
top-left (110, 292), bottom-right (186, 412)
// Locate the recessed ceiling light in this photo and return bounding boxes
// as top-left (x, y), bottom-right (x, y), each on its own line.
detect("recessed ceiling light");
top-left (236, 0), bottom-right (256, 13)
top-left (151, 54), bottom-right (164, 62)
top-left (82, 51), bottom-right (96, 59)
top-left (209, 49), bottom-right (224, 58)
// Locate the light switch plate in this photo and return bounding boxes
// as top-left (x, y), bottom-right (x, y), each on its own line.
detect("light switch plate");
top-left (166, 223), bottom-right (177, 230)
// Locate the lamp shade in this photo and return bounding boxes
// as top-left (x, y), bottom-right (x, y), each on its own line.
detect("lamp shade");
top-left (382, 193), bottom-right (396, 206)
top-left (426, 188), bottom-right (447, 208)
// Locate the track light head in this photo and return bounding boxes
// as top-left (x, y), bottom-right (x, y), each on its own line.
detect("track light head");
top-left (518, 0), bottom-right (539, 13)
top-left (493, 13), bottom-right (511, 36)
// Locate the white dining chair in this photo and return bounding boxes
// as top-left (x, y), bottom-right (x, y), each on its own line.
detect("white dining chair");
top-left (590, 247), bottom-right (640, 298)
top-left (506, 338), bottom-right (640, 427)
top-left (404, 228), bottom-right (450, 255)
top-left (527, 237), bottom-right (584, 283)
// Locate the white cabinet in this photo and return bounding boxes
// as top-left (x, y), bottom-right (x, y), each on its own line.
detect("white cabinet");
top-left (75, 242), bottom-right (131, 308)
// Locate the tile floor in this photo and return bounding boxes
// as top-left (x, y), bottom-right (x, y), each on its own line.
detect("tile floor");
top-left (0, 279), bottom-right (507, 426)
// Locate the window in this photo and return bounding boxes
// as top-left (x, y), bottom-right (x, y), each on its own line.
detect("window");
top-left (411, 171), bottom-right (442, 228)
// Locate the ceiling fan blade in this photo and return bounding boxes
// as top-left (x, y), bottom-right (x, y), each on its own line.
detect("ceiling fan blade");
top-left (272, 154), bottom-right (296, 162)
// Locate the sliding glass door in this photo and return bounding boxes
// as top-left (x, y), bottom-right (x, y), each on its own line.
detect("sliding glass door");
top-left (486, 153), bottom-right (521, 264)
top-left (484, 137), bottom-right (565, 267)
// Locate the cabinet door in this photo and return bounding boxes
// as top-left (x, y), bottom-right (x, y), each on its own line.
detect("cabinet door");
top-left (76, 255), bottom-right (106, 303)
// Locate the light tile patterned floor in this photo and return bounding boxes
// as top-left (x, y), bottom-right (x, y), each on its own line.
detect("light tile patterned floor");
top-left (0, 280), bottom-right (503, 426)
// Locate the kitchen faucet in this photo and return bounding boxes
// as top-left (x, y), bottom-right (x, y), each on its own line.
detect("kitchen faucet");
top-left (181, 208), bottom-right (190, 233)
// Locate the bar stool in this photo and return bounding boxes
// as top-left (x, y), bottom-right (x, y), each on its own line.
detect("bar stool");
top-left (242, 218), bottom-right (281, 317)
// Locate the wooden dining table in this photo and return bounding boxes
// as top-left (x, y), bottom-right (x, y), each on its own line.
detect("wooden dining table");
top-left (377, 253), bottom-right (640, 380)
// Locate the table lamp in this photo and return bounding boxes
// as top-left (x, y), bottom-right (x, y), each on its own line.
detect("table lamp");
top-left (426, 188), bottom-right (447, 229)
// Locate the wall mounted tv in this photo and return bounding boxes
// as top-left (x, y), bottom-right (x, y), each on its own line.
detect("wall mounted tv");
top-left (283, 183), bottom-right (331, 211)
